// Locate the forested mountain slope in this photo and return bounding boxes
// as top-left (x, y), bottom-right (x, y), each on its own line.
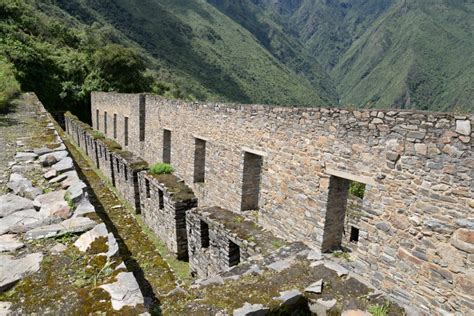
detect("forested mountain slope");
top-left (1, 0), bottom-right (472, 113)
top-left (209, 0), bottom-right (474, 112)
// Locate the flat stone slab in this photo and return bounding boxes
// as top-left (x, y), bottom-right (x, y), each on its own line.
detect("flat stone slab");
top-left (305, 279), bottom-right (323, 294)
top-left (73, 198), bottom-right (95, 217)
top-left (316, 298), bottom-right (337, 309)
top-left (0, 235), bottom-right (25, 252)
top-left (0, 194), bottom-right (35, 218)
top-left (43, 169), bottom-right (57, 180)
top-left (273, 289), bottom-right (302, 306)
top-left (324, 261), bottom-right (349, 277)
top-left (233, 302), bottom-right (269, 316)
top-left (34, 147), bottom-right (54, 156)
top-left (25, 217), bottom-right (96, 240)
top-left (0, 253), bottom-right (43, 292)
top-left (0, 209), bottom-right (59, 235)
top-left (67, 180), bottom-right (87, 203)
top-left (100, 272), bottom-right (144, 311)
top-left (0, 301), bottom-right (12, 315)
top-left (39, 151), bottom-right (68, 163)
top-left (7, 173), bottom-right (31, 194)
top-left (74, 223), bottom-right (108, 252)
top-left (34, 190), bottom-right (71, 219)
top-left (49, 173), bottom-right (68, 184)
top-left (15, 152), bottom-right (37, 162)
top-left (52, 157), bottom-right (74, 173)
top-left (307, 249), bottom-right (323, 261)
top-left (50, 243), bottom-right (67, 254)
top-left (267, 258), bottom-right (295, 272)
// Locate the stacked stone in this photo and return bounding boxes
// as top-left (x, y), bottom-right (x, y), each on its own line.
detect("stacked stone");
top-left (111, 151), bottom-right (148, 212)
top-left (138, 172), bottom-right (197, 260)
top-left (186, 206), bottom-right (284, 278)
top-left (91, 92), bottom-right (472, 314)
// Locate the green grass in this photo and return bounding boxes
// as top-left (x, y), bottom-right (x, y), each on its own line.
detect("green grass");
top-left (0, 56), bottom-right (21, 113)
top-left (149, 163), bottom-right (174, 175)
top-left (368, 301), bottom-right (391, 316)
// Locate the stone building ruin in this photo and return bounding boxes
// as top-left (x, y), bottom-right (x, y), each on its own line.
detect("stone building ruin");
top-left (64, 92), bottom-right (473, 314)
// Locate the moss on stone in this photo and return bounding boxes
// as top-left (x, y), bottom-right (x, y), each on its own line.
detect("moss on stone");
top-left (148, 173), bottom-right (195, 201)
top-left (116, 150), bottom-right (148, 170)
top-left (98, 138), bottom-right (122, 152)
top-left (194, 206), bottom-right (286, 255)
top-left (86, 236), bottom-right (109, 255)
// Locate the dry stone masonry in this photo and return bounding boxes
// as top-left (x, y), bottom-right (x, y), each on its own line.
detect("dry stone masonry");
top-left (138, 172), bottom-right (197, 259)
top-left (64, 92), bottom-right (474, 315)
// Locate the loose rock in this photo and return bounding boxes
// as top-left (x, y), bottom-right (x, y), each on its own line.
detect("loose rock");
top-left (0, 253), bottom-right (43, 292)
top-left (25, 217), bottom-right (96, 240)
top-left (73, 198), bottom-right (95, 217)
top-left (43, 169), bottom-right (57, 180)
top-left (14, 152), bottom-right (37, 162)
top-left (52, 157), bottom-right (74, 173)
top-left (0, 194), bottom-right (35, 218)
top-left (233, 302), bottom-right (269, 316)
top-left (0, 235), bottom-right (25, 252)
top-left (273, 289), bottom-right (302, 306)
top-left (305, 279), bottom-right (323, 294)
top-left (100, 272), bottom-right (144, 310)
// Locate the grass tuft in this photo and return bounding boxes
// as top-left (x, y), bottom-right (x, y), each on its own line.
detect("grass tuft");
top-left (149, 163), bottom-right (174, 175)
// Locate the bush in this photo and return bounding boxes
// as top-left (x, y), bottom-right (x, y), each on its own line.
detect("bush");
top-left (0, 57), bottom-right (21, 112)
top-left (149, 163), bottom-right (174, 175)
top-left (349, 181), bottom-right (366, 199)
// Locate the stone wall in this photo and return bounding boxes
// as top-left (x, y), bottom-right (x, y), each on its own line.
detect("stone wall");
top-left (90, 92), bottom-right (473, 314)
top-left (186, 207), bottom-right (283, 278)
top-left (138, 172), bottom-right (197, 259)
top-left (111, 151), bottom-right (148, 213)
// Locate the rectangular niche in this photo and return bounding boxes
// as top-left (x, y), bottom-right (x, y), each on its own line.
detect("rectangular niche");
top-left (163, 129), bottom-right (171, 164)
top-left (241, 151), bottom-right (263, 211)
top-left (200, 220), bottom-right (210, 248)
top-left (113, 113), bottom-right (117, 139)
top-left (228, 240), bottom-right (240, 267)
top-left (124, 117), bottom-right (129, 146)
top-left (104, 111), bottom-right (108, 135)
top-left (194, 138), bottom-right (206, 183)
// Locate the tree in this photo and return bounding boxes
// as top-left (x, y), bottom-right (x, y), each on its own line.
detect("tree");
top-left (88, 44), bottom-right (152, 93)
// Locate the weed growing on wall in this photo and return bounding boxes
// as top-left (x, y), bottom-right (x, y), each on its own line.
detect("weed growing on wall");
top-left (149, 163), bottom-right (174, 175)
top-left (349, 181), bottom-right (366, 199)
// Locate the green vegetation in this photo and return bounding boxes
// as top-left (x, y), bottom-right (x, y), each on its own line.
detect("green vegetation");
top-left (368, 301), bottom-right (391, 316)
top-left (332, 250), bottom-right (352, 261)
top-left (0, 56), bottom-right (21, 112)
top-left (2, 0), bottom-right (472, 116)
top-left (209, 0), bottom-right (474, 112)
top-left (0, 0), bottom-right (177, 121)
top-left (149, 163), bottom-right (174, 175)
top-left (349, 182), bottom-right (366, 199)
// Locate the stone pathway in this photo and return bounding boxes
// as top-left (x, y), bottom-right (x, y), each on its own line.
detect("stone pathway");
top-left (0, 97), bottom-right (38, 192)
top-left (0, 95), bottom-right (146, 314)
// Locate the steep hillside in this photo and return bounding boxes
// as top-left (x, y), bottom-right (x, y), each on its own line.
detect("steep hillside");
top-left (51, 0), bottom-right (337, 106)
top-left (209, 0), bottom-right (474, 112)
top-left (332, 0), bottom-right (474, 111)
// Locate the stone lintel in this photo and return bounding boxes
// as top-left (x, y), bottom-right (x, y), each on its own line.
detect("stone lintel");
top-left (325, 168), bottom-right (376, 186)
top-left (241, 147), bottom-right (267, 157)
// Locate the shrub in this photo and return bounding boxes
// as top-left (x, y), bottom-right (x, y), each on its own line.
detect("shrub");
top-left (349, 181), bottom-right (366, 199)
top-left (149, 163), bottom-right (174, 175)
top-left (0, 57), bottom-right (21, 113)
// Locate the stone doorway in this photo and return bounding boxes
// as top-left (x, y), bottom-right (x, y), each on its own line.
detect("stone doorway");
top-left (321, 173), bottom-right (367, 253)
